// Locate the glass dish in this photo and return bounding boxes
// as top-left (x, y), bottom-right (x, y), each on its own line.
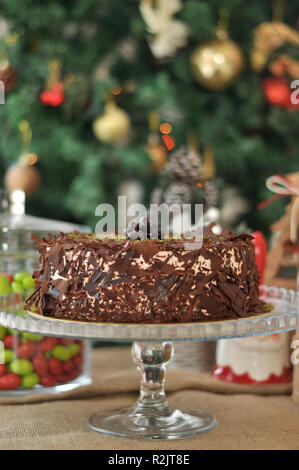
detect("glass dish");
top-left (0, 293), bottom-right (91, 396)
top-left (0, 190), bottom-right (92, 395)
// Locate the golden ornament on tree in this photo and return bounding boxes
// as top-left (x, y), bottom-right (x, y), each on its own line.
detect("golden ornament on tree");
top-left (4, 120), bottom-right (41, 197)
top-left (190, 27), bottom-right (244, 91)
top-left (92, 99), bottom-right (131, 145)
top-left (4, 159), bottom-right (41, 196)
top-left (251, 22), bottom-right (299, 74)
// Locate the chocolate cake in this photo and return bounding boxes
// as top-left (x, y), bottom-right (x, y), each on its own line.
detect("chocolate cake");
top-left (25, 231), bottom-right (269, 323)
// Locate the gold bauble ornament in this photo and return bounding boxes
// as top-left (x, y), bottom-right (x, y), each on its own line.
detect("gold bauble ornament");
top-left (190, 29), bottom-right (244, 91)
top-left (92, 100), bottom-right (131, 144)
top-left (4, 161), bottom-right (41, 196)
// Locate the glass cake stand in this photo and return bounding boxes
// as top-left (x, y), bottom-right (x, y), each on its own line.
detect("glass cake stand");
top-left (1, 285), bottom-right (299, 440)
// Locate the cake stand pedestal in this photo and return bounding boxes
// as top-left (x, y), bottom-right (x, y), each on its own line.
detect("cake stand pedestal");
top-left (1, 286), bottom-right (299, 440)
top-left (89, 341), bottom-right (217, 439)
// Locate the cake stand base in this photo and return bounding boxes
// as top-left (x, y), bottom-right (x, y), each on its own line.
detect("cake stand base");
top-left (89, 341), bottom-right (217, 440)
top-left (89, 407), bottom-right (217, 440)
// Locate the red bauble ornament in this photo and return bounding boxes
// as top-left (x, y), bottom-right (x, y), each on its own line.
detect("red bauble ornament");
top-left (262, 77), bottom-right (290, 107)
top-left (261, 77), bottom-right (299, 111)
top-left (252, 231), bottom-right (267, 284)
top-left (40, 82), bottom-right (65, 107)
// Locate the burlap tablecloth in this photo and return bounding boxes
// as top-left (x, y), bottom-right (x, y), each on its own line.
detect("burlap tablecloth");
top-left (0, 346), bottom-right (298, 450)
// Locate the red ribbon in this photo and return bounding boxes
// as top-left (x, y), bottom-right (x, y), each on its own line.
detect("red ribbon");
top-left (258, 174), bottom-right (299, 209)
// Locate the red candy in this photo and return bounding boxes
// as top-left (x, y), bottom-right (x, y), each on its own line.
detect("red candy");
top-left (59, 338), bottom-right (74, 346)
top-left (17, 341), bottom-right (38, 359)
top-left (40, 374), bottom-right (56, 387)
top-left (40, 337), bottom-right (58, 353)
top-left (55, 373), bottom-right (69, 384)
top-left (33, 353), bottom-right (49, 375)
top-left (62, 359), bottom-right (75, 373)
top-left (73, 354), bottom-right (83, 369)
top-left (3, 335), bottom-right (19, 349)
top-left (0, 373), bottom-right (22, 390)
top-left (0, 364), bottom-right (7, 377)
top-left (49, 357), bottom-right (62, 376)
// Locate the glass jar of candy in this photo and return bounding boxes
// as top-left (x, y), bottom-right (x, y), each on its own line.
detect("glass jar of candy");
top-left (0, 190), bottom-right (92, 395)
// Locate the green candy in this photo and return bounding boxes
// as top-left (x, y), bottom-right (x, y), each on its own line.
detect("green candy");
top-left (52, 345), bottom-right (72, 362)
top-left (0, 275), bottom-right (11, 296)
top-left (7, 328), bottom-right (19, 336)
top-left (21, 373), bottom-right (39, 389)
top-left (11, 281), bottom-right (23, 293)
top-left (21, 276), bottom-right (35, 290)
top-left (13, 272), bottom-right (30, 283)
top-left (67, 343), bottom-right (80, 358)
top-left (4, 349), bottom-right (14, 364)
top-left (0, 326), bottom-right (7, 340)
top-left (22, 332), bottom-right (44, 342)
top-left (10, 359), bottom-right (34, 376)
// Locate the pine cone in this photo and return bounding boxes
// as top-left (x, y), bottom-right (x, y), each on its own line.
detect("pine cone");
top-left (203, 180), bottom-right (219, 208)
top-left (164, 182), bottom-right (192, 205)
top-left (150, 187), bottom-right (163, 205)
top-left (164, 147), bottom-right (202, 183)
top-left (0, 66), bottom-right (16, 92)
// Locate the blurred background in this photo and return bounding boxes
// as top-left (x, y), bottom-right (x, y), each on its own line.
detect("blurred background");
top-left (0, 0), bottom-right (298, 235)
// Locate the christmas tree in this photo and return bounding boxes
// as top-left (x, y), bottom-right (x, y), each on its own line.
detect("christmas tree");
top-left (0, 0), bottom-right (299, 233)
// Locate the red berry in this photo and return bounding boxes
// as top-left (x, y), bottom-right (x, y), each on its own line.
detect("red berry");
top-left (40, 337), bottom-right (58, 353)
top-left (49, 357), bottom-right (62, 376)
top-left (33, 353), bottom-right (49, 375)
top-left (0, 373), bottom-right (21, 390)
top-left (62, 359), bottom-right (75, 373)
top-left (0, 364), bottom-right (7, 377)
top-left (3, 335), bottom-right (19, 349)
top-left (17, 341), bottom-right (38, 359)
top-left (40, 374), bottom-right (56, 387)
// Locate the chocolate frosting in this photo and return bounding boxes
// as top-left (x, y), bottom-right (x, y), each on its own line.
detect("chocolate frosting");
top-left (25, 230), bottom-right (269, 323)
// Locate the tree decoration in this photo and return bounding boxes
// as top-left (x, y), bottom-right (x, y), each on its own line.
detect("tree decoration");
top-left (261, 173), bottom-right (299, 290)
top-left (5, 159), bottom-right (41, 196)
top-left (40, 60), bottom-right (65, 107)
top-left (0, 16), bottom-right (10, 40)
top-left (269, 55), bottom-right (299, 79)
top-left (262, 77), bottom-right (299, 111)
top-left (150, 145), bottom-right (218, 210)
top-left (63, 73), bottom-right (89, 117)
top-left (190, 13), bottom-right (244, 91)
top-left (0, 52), bottom-right (16, 93)
top-left (251, 21), bottom-right (299, 73)
top-left (0, 63), bottom-right (16, 93)
top-left (4, 121), bottom-right (41, 197)
top-left (139, 0), bottom-right (189, 59)
top-left (146, 110), bottom-right (168, 173)
top-left (92, 98), bottom-right (131, 145)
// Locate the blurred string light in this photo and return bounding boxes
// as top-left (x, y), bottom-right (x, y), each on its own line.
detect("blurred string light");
top-left (159, 122), bottom-right (172, 134)
top-left (160, 122), bottom-right (175, 150)
top-left (111, 86), bottom-right (122, 95)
